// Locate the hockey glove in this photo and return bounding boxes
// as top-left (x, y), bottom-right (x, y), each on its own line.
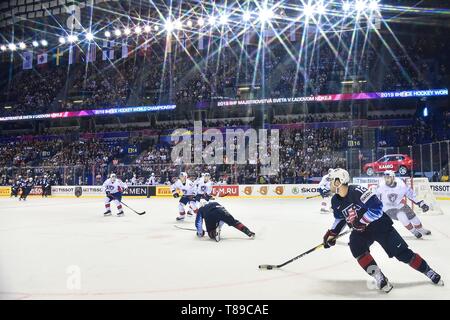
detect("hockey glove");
top-left (172, 192), bottom-right (180, 198)
top-left (106, 192), bottom-right (114, 201)
top-left (197, 230), bottom-right (205, 238)
top-left (418, 201), bottom-right (429, 213)
top-left (323, 229), bottom-right (337, 249)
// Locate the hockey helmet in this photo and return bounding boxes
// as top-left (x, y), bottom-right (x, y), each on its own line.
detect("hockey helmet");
top-left (179, 172), bottom-right (188, 178)
top-left (329, 168), bottom-right (350, 186)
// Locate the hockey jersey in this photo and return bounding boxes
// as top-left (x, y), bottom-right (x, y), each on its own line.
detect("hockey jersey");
top-left (102, 178), bottom-right (128, 194)
top-left (171, 179), bottom-right (196, 196)
top-left (375, 177), bottom-right (419, 210)
top-left (331, 185), bottom-right (384, 232)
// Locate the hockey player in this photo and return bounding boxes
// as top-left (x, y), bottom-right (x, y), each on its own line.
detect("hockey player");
top-left (147, 173), bottom-right (157, 186)
top-left (10, 177), bottom-right (21, 198)
top-left (102, 173), bottom-right (128, 217)
top-left (41, 175), bottom-right (51, 198)
top-left (171, 172), bottom-right (197, 221)
top-left (318, 168), bottom-right (333, 213)
top-left (323, 168), bottom-right (443, 293)
top-left (19, 177), bottom-right (34, 201)
top-left (375, 170), bottom-right (431, 238)
top-left (195, 200), bottom-right (255, 242)
top-left (195, 173), bottom-right (214, 204)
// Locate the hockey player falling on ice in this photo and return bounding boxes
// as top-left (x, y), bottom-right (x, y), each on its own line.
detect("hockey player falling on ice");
top-left (375, 170), bottom-right (431, 239)
top-left (195, 200), bottom-right (255, 242)
top-left (102, 173), bottom-right (128, 217)
top-left (323, 168), bottom-right (443, 292)
top-left (317, 168), bottom-right (333, 213)
top-left (171, 172), bottom-right (197, 221)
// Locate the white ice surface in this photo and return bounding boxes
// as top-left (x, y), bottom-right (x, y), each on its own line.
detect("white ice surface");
top-left (0, 197), bottom-right (449, 300)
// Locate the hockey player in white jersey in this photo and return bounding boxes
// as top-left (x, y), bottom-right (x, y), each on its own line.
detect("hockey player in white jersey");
top-left (171, 172), bottom-right (197, 221)
top-left (375, 170), bottom-right (431, 238)
top-left (102, 173), bottom-right (128, 217)
top-left (147, 173), bottom-right (157, 186)
top-left (317, 168), bottom-right (333, 213)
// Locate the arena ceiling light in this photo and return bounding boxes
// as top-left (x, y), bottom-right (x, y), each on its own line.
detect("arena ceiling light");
top-left (104, 30), bottom-right (111, 38)
top-left (164, 19), bottom-right (174, 32)
top-left (369, 0), bottom-right (380, 11)
top-left (197, 17), bottom-right (205, 27)
top-left (8, 43), bottom-right (16, 51)
top-left (355, 0), bottom-right (367, 12)
top-left (144, 25), bottom-right (151, 33)
top-left (303, 4), bottom-right (314, 18)
top-left (208, 16), bottom-right (216, 26)
top-left (123, 27), bottom-right (131, 36)
top-left (134, 26), bottom-right (142, 34)
top-left (18, 42), bottom-right (26, 49)
top-left (219, 14), bottom-right (229, 25)
top-left (40, 39), bottom-right (48, 47)
top-left (0, 45), bottom-right (7, 51)
top-left (85, 32), bottom-right (94, 41)
top-left (186, 20), bottom-right (193, 28)
top-left (154, 25), bottom-right (160, 31)
top-left (114, 29), bottom-right (122, 37)
top-left (242, 11), bottom-right (251, 22)
top-left (58, 36), bottom-right (66, 44)
top-left (67, 35), bottom-right (78, 43)
top-left (259, 7), bottom-right (274, 23)
top-left (174, 20), bottom-right (182, 30)
top-left (316, 2), bottom-right (326, 15)
top-left (342, 1), bottom-right (352, 13)
top-left (32, 40), bottom-right (39, 47)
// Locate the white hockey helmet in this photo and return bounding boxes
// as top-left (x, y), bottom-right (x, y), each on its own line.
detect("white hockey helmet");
top-left (179, 172), bottom-right (188, 178)
top-left (328, 168), bottom-right (334, 175)
top-left (110, 173), bottom-right (117, 181)
top-left (329, 168), bottom-right (350, 186)
top-left (151, 173), bottom-right (155, 176)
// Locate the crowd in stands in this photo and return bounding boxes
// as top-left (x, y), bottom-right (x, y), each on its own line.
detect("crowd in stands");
top-left (0, 23), bottom-right (448, 118)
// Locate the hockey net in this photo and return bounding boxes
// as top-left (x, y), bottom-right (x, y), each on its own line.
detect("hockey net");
top-left (404, 178), bottom-right (444, 215)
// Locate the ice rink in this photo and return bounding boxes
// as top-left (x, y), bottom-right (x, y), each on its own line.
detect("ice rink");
top-left (1, 196), bottom-right (449, 300)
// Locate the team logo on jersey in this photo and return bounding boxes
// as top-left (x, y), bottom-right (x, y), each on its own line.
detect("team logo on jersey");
top-left (274, 186), bottom-right (284, 195)
top-left (291, 187), bottom-right (299, 194)
top-left (258, 186), bottom-right (268, 195)
top-left (388, 193), bottom-right (398, 203)
top-left (243, 186), bottom-right (253, 195)
top-left (342, 204), bottom-right (362, 223)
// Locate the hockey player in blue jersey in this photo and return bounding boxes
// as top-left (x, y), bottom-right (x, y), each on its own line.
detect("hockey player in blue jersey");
top-left (195, 200), bottom-right (255, 242)
top-left (19, 177), bottom-right (34, 201)
top-left (323, 168), bottom-right (443, 292)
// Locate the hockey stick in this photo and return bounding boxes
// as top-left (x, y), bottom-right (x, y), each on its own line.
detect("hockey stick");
top-left (306, 194), bottom-right (322, 199)
top-left (258, 229), bottom-right (351, 270)
top-left (174, 225), bottom-right (197, 231)
top-left (119, 200), bottom-right (146, 215)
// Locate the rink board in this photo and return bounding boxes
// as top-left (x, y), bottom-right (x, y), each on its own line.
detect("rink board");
top-left (1, 183), bottom-right (449, 200)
